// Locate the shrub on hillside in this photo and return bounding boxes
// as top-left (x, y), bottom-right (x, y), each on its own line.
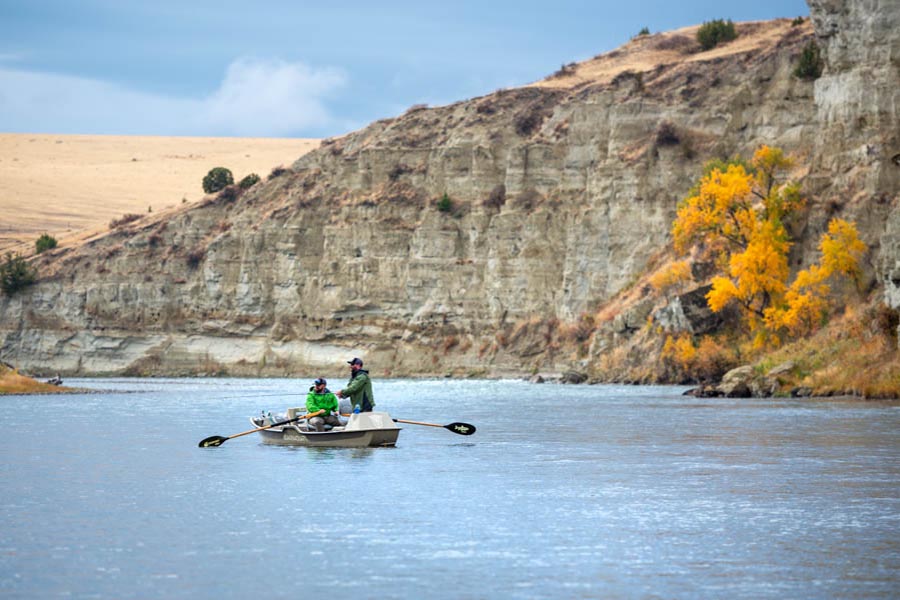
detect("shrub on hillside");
top-left (794, 41), bottom-right (823, 80)
top-left (238, 173), bottom-right (261, 189)
top-left (696, 19), bottom-right (737, 51)
top-left (483, 184), bottom-right (506, 210)
top-left (636, 27), bottom-right (650, 37)
top-left (436, 193), bottom-right (453, 213)
top-left (655, 121), bottom-right (680, 146)
top-left (109, 213), bottom-right (142, 229)
top-left (514, 111), bottom-right (543, 137)
top-left (202, 167), bottom-right (234, 194)
top-left (514, 189), bottom-right (542, 212)
top-left (871, 303), bottom-right (899, 341)
top-left (0, 252), bottom-right (36, 295)
top-left (217, 185), bottom-right (239, 203)
top-left (551, 62), bottom-right (577, 79)
top-left (186, 247), bottom-right (206, 269)
top-left (35, 233), bottom-right (57, 254)
top-left (268, 166), bottom-right (289, 180)
top-left (388, 164), bottom-right (412, 181)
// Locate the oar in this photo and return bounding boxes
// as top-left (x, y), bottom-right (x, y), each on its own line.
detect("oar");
top-left (395, 418), bottom-right (476, 436)
top-left (198, 410), bottom-right (324, 448)
top-left (341, 414), bottom-right (476, 436)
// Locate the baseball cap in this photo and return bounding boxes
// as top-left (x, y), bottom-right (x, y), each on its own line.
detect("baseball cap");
top-left (314, 377), bottom-right (327, 385)
top-left (347, 357), bottom-right (363, 366)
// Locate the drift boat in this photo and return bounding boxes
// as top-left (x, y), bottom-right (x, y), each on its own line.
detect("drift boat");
top-left (249, 410), bottom-right (401, 448)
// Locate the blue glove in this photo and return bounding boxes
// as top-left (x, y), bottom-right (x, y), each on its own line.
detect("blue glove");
top-left (353, 406), bottom-right (361, 414)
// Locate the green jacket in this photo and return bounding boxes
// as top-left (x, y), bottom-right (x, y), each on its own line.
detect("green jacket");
top-left (341, 369), bottom-right (375, 411)
top-left (306, 389), bottom-right (339, 416)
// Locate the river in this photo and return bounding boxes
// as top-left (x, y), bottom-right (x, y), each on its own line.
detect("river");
top-left (1, 378), bottom-right (897, 598)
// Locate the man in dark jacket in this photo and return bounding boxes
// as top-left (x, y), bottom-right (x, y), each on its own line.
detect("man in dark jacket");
top-left (337, 357), bottom-right (375, 412)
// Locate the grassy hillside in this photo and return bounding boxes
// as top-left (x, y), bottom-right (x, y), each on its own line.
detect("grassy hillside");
top-left (0, 364), bottom-right (76, 394)
top-left (0, 134), bottom-right (319, 253)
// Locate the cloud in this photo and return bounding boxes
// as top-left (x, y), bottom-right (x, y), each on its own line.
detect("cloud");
top-left (202, 59), bottom-right (345, 136)
top-left (0, 58), bottom-right (346, 136)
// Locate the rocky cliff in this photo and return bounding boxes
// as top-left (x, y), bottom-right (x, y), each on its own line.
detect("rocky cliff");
top-left (2, 0), bottom-right (897, 379)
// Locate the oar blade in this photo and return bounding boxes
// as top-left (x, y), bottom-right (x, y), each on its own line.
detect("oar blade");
top-left (198, 435), bottom-right (227, 448)
top-left (444, 422), bottom-right (476, 436)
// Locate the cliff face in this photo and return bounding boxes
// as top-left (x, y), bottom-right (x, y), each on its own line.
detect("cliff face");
top-left (2, 1), bottom-right (898, 377)
top-left (807, 0), bottom-right (900, 311)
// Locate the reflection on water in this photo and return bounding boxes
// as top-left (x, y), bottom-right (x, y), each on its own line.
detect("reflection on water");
top-left (298, 446), bottom-right (379, 462)
top-left (0, 378), bottom-right (897, 599)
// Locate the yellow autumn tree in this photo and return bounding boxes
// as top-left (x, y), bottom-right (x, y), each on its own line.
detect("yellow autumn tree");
top-left (673, 145), bottom-right (867, 346)
top-left (764, 218), bottom-right (867, 339)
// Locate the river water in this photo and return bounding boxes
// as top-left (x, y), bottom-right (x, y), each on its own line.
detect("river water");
top-left (0, 378), bottom-right (897, 599)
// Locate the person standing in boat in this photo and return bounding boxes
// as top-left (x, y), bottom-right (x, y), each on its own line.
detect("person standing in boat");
top-left (306, 377), bottom-right (342, 432)
top-left (337, 357), bottom-right (375, 413)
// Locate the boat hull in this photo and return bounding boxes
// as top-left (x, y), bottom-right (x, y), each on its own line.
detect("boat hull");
top-left (251, 411), bottom-right (401, 448)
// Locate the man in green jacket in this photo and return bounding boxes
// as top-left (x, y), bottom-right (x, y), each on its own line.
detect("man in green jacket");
top-left (337, 357), bottom-right (375, 412)
top-left (306, 377), bottom-right (341, 432)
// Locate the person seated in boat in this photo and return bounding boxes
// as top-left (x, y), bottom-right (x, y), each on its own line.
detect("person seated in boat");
top-left (337, 357), bottom-right (375, 413)
top-left (306, 377), bottom-right (342, 432)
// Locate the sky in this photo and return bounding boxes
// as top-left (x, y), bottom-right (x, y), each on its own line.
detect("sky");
top-left (0, 0), bottom-right (810, 139)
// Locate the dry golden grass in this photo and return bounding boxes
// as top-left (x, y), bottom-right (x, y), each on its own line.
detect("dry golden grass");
top-left (0, 134), bottom-right (319, 253)
top-left (531, 19), bottom-right (811, 90)
top-left (757, 303), bottom-right (900, 398)
top-left (0, 366), bottom-right (75, 394)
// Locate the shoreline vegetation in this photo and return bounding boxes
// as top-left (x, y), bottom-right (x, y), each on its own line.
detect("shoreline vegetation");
top-left (2, 367), bottom-right (896, 403)
top-left (0, 365), bottom-right (80, 394)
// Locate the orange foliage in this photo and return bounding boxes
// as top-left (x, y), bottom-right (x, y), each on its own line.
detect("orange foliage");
top-left (672, 164), bottom-right (754, 255)
top-left (661, 333), bottom-right (737, 382)
top-left (662, 333), bottom-right (696, 377)
top-left (673, 145), bottom-right (867, 347)
top-left (764, 264), bottom-right (830, 337)
top-left (751, 145), bottom-right (792, 194)
top-left (820, 218), bottom-right (866, 285)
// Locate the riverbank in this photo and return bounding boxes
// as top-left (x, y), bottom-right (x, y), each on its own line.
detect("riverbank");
top-left (0, 365), bottom-right (80, 394)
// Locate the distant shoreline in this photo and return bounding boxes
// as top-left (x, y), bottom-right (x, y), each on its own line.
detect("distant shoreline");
top-left (4, 374), bottom-right (896, 403)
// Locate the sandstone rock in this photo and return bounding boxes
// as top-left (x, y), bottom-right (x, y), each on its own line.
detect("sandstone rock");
top-left (620, 299), bottom-right (654, 333)
top-left (767, 361), bottom-right (796, 377)
top-left (684, 385), bottom-right (721, 398)
top-left (560, 371), bottom-right (587, 384)
top-left (653, 285), bottom-right (723, 334)
top-left (750, 376), bottom-right (779, 398)
top-left (717, 365), bottom-right (755, 398)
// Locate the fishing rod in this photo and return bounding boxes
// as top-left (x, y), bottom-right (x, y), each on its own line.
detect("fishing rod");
top-left (214, 392), bottom-right (308, 400)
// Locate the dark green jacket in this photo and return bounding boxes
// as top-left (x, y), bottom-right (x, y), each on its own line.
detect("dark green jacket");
top-left (341, 369), bottom-right (375, 411)
top-left (306, 388), bottom-right (339, 415)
